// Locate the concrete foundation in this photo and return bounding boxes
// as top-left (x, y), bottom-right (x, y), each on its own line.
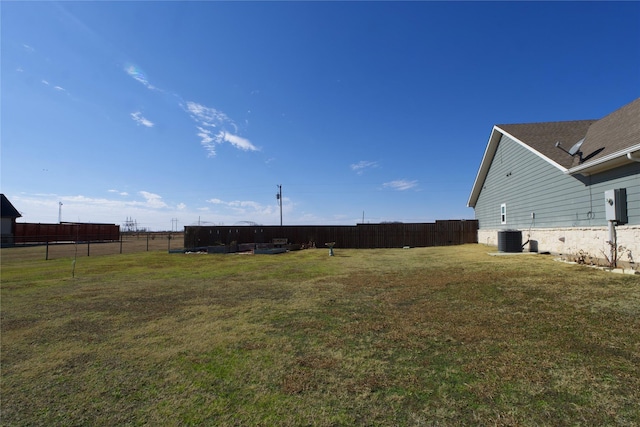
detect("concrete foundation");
top-left (479, 225), bottom-right (640, 269)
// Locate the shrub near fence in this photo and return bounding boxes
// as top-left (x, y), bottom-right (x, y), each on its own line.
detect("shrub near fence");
top-left (184, 220), bottom-right (478, 250)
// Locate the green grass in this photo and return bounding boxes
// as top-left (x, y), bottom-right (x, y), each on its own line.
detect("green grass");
top-left (2, 245), bottom-right (639, 426)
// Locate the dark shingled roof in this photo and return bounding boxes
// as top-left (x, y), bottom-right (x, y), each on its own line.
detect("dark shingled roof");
top-left (580, 97), bottom-right (640, 164)
top-left (1, 194), bottom-right (22, 218)
top-left (496, 97), bottom-right (640, 170)
top-left (496, 120), bottom-right (596, 169)
top-left (469, 98), bottom-right (640, 208)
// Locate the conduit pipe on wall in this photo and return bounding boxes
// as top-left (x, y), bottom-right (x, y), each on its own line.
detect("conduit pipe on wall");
top-left (627, 151), bottom-right (640, 162)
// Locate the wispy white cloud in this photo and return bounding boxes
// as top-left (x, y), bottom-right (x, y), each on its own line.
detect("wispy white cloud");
top-left (206, 197), bottom-right (278, 218)
top-left (122, 65), bottom-right (256, 157)
top-left (9, 191), bottom-right (312, 230)
top-left (131, 111), bottom-right (154, 128)
top-left (351, 160), bottom-right (379, 175)
top-left (108, 189), bottom-right (129, 196)
top-left (41, 80), bottom-right (67, 93)
top-left (383, 179), bottom-right (418, 191)
top-left (221, 132), bottom-right (256, 151)
top-left (124, 64), bottom-right (156, 90)
top-left (22, 44), bottom-right (35, 52)
top-left (227, 200), bottom-right (264, 210)
top-left (9, 191), bottom-right (193, 230)
top-left (186, 101), bottom-right (230, 127)
top-left (185, 101), bottom-right (257, 156)
top-left (139, 191), bottom-right (167, 208)
top-left (196, 127), bottom-right (216, 156)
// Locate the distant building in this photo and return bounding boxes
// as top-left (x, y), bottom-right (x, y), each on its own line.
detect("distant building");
top-left (1, 194), bottom-right (22, 247)
top-left (468, 98), bottom-right (640, 264)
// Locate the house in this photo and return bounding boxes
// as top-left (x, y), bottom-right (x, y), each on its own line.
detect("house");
top-left (1, 194), bottom-right (22, 247)
top-left (468, 98), bottom-right (640, 265)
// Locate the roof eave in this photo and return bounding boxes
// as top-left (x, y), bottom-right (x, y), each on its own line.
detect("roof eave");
top-left (496, 126), bottom-right (570, 173)
top-left (566, 145), bottom-right (640, 175)
top-left (0, 194), bottom-right (22, 218)
top-left (468, 127), bottom-right (502, 208)
top-left (468, 126), bottom-right (569, 208)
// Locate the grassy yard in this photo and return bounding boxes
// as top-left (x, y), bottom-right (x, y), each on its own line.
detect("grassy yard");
top-left (1, 244), bottom-right (639, 426)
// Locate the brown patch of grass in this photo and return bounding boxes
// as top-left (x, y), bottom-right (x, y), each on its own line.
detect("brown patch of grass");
top-left (2, 245), bottom-right (639, 426)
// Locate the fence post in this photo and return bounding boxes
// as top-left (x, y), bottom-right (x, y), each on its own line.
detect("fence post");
top-left (87, 239), bottom-right (90, 257)
top-left (45, 240), bottom-right (49, 261)
top-left (120, 234), bottom-right (123, 254)
top-left (147, 233), bottom-right (149, 251)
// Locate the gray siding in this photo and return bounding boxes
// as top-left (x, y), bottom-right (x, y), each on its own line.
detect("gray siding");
top-left (1, 218), bottom-right (13, 235)
top-left (475, 134), bottom-right (640, 229)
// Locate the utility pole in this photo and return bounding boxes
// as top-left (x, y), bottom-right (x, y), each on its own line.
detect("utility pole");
top-left (276, 184), bottom-right (282, 226)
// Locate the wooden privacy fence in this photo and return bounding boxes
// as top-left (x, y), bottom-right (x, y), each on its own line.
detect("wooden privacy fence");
top-left (14, 222), bottom-right (120, 244)
top-left (184, 220), bottom-right (478, 250)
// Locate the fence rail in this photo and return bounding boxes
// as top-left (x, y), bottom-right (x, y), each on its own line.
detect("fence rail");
top-left (184, 220), bottom-right (478, 250)
top-left (3, 233), bottom-right (182, 261)
top-left (14, 222), bottom-right (120, 244)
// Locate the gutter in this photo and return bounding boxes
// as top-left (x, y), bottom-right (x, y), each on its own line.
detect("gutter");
top-left (627, 150), bottom-right (640, 162)
top-left (567, 145), bottom-right (640, 175)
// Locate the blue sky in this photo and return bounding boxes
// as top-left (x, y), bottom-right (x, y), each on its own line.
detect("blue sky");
top-left (2, 1), bottom-right (639, 230)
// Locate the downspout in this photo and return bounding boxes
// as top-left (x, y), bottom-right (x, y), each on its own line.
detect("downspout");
top-left (627, 151), bottom-right (640, 162)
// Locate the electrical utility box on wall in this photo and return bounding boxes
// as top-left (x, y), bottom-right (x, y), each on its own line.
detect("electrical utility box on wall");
top-left (604, 188), bottom-right (628, 224)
